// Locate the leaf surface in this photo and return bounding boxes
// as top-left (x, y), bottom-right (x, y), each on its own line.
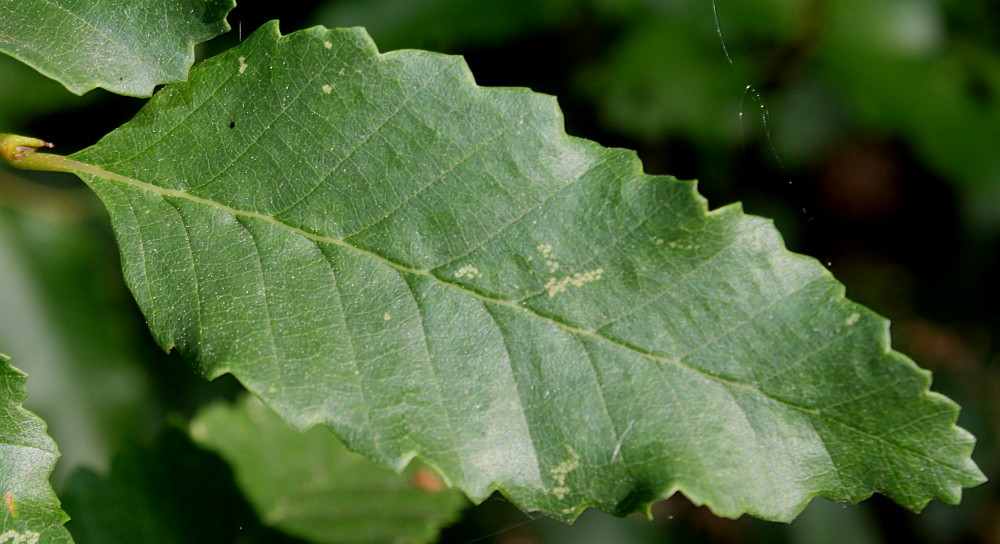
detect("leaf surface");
top-left (191, 395), bottom-right (466, 544)
top-left (0, 0), bottom-right (234, 96)
top-left (0, 354), bottom-right (72, 543)
top-left (62, 22), bottom-right (984, 521)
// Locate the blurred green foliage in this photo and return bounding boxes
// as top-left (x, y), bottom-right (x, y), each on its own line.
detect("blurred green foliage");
top-left (0, 0), bottom-right (997, 542)
top-left (323, 0), bottom-right (1000, 229)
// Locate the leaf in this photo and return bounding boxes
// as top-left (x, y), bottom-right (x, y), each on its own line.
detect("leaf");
top-left (190, 395), bottom-right (467, 544)
top-left (0, 353), bottom-right (72, 543)
top-left (48, 22), bottom-right (983, 521)
top-left (61, 428), bottom-right (302, 544)
top-left (0, 0), bottom-right (234, 96)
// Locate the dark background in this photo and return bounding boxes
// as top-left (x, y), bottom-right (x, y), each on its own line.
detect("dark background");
top-left (0, 1), bottom-right (996, 542)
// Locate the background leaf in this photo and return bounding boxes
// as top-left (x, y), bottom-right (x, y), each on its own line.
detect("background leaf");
top-left (0, 354), bottom-right (72, 543)
top-left (0, 0), bottom-right (235, 96)
top-left (0, 181), bottom-right (156, 484)
top-left (61, 428), bottom-right (303, 544)
top-left (191, 395), bottom-right (467, 544)
top-left (59, 22), bottom-right (984, 522)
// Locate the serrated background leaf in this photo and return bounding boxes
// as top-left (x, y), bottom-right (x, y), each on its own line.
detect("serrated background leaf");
top-left (191, 395), bottom-right (466, 544)
top-left (0, 0), bottom-right (234, 96)
top-left (0, 354), bottom-right (72, 543)
top-left (62, 22), bottom-right (984, 521)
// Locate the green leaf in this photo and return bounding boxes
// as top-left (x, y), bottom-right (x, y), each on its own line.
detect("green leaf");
top-left (62, 428), bottom-right (301, 544)
top-left (190, 395), bottom-right (467, 544)
top-left (0, 0), bottom-right (234, 97)
top-left (0, 353), bottom-right (72, 543)
top-left (51, 22), bottom-right (983, 521)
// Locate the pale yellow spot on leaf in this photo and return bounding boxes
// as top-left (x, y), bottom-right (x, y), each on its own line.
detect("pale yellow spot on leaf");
top-left (383, 313), bottom-right (392, 321)
top-left (666, 240), bottom-right (695, 250)
top-left (321, 84), bottom-right (332, 94)
top-left (535, 244), bottom-right (562, 274)
top-left (324, 40), bottom-right (333, 49)
top-left (454, 265), bottom-right (481, 280)
top-left (238, 56), bottom-right (248, 74)
top-left (0, 529), bottom-right (39, 543)
top-left (845, 312), bottom-right (861, 326)
top-left (545, 268), bottom-right (605, 297)
top-left (549, 445), bottom-right (581, 498)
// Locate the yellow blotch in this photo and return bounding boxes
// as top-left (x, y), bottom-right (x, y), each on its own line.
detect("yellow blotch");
top-left (545, 268), bottom-right (605, 297)
top-left (454, 265), bottom-right (481, 280)
top-left (549, 446), bottom-right (581, 499)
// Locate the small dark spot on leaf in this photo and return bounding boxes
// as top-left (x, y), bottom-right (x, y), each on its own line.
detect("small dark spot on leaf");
top-left (229, 121), bottom-right (236, 129)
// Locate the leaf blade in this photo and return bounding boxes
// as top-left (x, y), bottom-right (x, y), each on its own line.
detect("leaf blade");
top-left (65, 23), bottom-right (985, 521)
top-left (0, 0), bottom-right (234, 96)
